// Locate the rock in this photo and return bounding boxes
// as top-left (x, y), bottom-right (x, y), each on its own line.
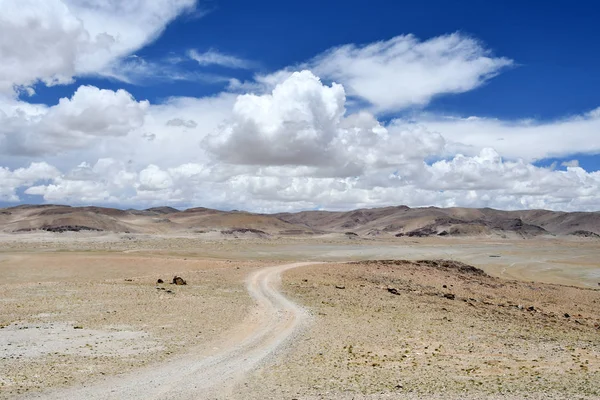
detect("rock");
top-left (442, 284), bottom-right (447, 288)
top-left (73, 326), bottom-right (83, 329)
top-left (157, 279), bottom-right (164, 284)
top-left (124, 279), bottom-right (133, 282)
top-left (564, 313), bottom-right (570, 318)
top-left (527, 306), bottom-right (535, 311)
top-left (443, 293), bottom-right (456, 300)
top-left (335, 285), bottom-right (346, 289)
top-left (387, 288), bottom-right (401, 295)
top-left (517, 304), bottom-right (523, 310)
top-left (172, 276), bottom-right (187, 285)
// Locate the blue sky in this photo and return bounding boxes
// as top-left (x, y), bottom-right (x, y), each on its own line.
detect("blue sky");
top-left (30, 0), bottom-right (600, 119)
top-left (0, 0), bottom-right (599, 211)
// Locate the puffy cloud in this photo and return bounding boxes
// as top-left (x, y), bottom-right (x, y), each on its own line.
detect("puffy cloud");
top-left (0, 0), bottom-right (196, 94)
top-left (0, 85), bottom-right (149, 155)
top-left (207, 71), bottom-right (348, 166)
top-left (7, 70), bottom-right (596, 212)
top-left (9, 149), bottom-right (600, 212)
top-left (0, 162), bottom-right (60, 201)
top-left (207, 71), bottom-right (444, 176)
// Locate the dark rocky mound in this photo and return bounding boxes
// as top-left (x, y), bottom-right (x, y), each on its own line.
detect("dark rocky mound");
top-left (355, 259), bottom-right (488, 277)
top-left (490, 218), bottom-right (548, 236)
top-left (146, 206), bottom-right (180, 215)
top-left (569, 230), bottom-right (600, 238)
top-left (415, 259), bottom-right (488, 276)
top-left (221, 228), bottom-right (269, 237)
top-left (41, 225), bottom-right (103, 233)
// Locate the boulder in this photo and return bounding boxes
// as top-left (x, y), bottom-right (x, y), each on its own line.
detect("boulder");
top-left (172, 276), bottom-right (187, 285)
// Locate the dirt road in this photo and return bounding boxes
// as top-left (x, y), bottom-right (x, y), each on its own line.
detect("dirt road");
top-left (24, 262), bottom-right (316, 400)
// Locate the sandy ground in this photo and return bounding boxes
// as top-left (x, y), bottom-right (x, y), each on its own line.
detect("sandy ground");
top-left (1, 232), bottom-right (599, 399)
top-left (17, 262), bottom-right (316, 400)
top-left (233, 260), bottom-right (600, 399)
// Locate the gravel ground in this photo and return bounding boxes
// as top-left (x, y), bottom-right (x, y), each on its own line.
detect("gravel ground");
top-left (230, 260), bottom-right (600, 399)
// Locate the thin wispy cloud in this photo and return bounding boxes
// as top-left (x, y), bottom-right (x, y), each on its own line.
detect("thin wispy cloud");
top-left (188, 49), bottom-right (253, 69)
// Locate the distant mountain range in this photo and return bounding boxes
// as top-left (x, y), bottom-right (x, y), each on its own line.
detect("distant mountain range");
top-left (1, 204), bottom-right (599, 238)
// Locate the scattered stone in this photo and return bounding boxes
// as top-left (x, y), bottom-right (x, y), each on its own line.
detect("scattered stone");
top-left (172, 276), bottom-right (187, 285)
top-left (335, 285), bottom-right (346, 289)
top-left (157, 279), bottom-right (164, 284)
top-left (387, 288), bottom-right (401, 295)
top-left (443, 293), bottom-right (456, 300)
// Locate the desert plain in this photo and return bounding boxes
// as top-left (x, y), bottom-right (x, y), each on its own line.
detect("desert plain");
top-left (1, 205), bottom-right (599, 399)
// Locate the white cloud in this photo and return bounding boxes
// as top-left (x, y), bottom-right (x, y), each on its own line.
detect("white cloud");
top-left (561, 160), bottom-right (579, 168)
top-left (207, 71), bottom-right (348, 166)
top-left (0, 0), bottom-right (196, 95)
top-left (4, 70), bottom-right (598, 212)
top-left (208, 71), bottom-right (444, 175)
top-left (234, 34), bottom-right (512, 113)
top-left (413, 110), bottom-right (600, 161)
top-left (309, 33), bottom-right (512, 113)
top-left (0, 85), bottom-right (149, 155)
top-left (0, 162), bottom-right (60, 201)
top-left (188, 49), bottom-right (251, 69)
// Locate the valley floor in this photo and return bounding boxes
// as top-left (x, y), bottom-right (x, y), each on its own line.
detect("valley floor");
top-left (0, 234), bottom-right (598, 399)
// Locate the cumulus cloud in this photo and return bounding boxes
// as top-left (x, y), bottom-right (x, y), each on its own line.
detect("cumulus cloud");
top-left (0, 162), bottom-right (60, 201)
top-left (207, 71), bottom-right (348, 166)
top-left (208, 71), bottom-right (444, 176)
top-left (3, 70), bottom-right (598, 212)
top-left (0, 85), bottom-right (149, 155)
top-left (0, 0), bottom-right (196, 94)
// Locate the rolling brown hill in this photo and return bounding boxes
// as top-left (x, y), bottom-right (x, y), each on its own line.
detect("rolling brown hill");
top-left (0, 204), bottom-right (599, 238)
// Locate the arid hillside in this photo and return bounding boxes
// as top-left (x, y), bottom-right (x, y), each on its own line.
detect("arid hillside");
top-left (1, 204), bottom-right (599, 238)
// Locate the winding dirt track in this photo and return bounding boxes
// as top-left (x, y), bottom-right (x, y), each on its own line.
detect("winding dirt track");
top-left (27, 262), bottom-right (317, 400)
